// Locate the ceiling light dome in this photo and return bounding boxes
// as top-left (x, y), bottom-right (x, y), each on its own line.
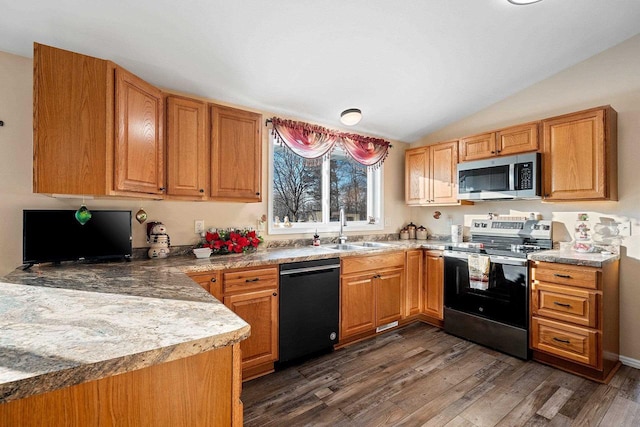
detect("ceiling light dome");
top-left (340, 108), bottom-right (362, 126)
top-left (507, 0), bottom-right (543, 4)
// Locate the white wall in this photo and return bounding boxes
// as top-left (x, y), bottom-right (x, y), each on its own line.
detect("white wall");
top-left (0, 50), bottom-right (409, 277)
top-left (411, 34), bottom-right (640, 362)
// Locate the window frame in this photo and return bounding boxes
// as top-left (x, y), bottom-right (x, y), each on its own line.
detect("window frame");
top-left (268, 135), bottom-right (384, 235)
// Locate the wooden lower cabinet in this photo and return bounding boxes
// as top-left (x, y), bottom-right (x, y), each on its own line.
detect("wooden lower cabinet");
top-left (422, 250), bottom-right (444, 324)
top-left (0, 345), bottom-right (243, 426)
top-left (340, 252), bottom-right (405, 342)
top-left (404, 249), bottom-right (423, 317)
top-left (530, 260), bottom-right (620, 383)
top-left (221, 265), bottom-right (279, 380)
top-left (188, 270), bottom-right (222, 300)
top-left (188, 266), bottom-right (278, 380)
top-left (224, 289), bottom-right (278, 373)
top-left (375, 267), bottom-right (404, 326)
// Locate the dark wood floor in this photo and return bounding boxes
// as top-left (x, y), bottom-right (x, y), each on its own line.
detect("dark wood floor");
top-left (242, 322), bottom-right (640, 426)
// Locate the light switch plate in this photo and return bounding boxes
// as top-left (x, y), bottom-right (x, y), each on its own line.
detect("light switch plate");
top-left (617, 221), bottom-right (632, 236)
top-left (195, 220), bottom-right (205, 234)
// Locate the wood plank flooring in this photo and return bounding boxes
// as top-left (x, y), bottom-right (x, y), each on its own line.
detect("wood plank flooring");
top-left (242, 322), bottom-right (640, 426)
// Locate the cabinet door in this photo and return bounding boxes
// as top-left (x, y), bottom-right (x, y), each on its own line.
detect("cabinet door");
top-left (542, 107), bottom-right (617, 201)
top-left (459, 132), bottom-right (496, 162)
top-left (188, 271), bottom-right (222, 301)
top-left (210, 105), bottom-right (262, 201)
top-left (224, 289), bottom-right (278, 370)
top-left (405, 147), bottom-right (429, 205)
top-left (115, 67), bottom-right (164, 195)
top-left (496, 122), bottom-right (539, 157)
top-left (376, 268), bottom-right (404, 326)
top-left (340, 274), bottom-right (376, 339)
top-left (423, 250), bottom-right (444, 320)
top-left (405, 250), bottom-right (423, 317)
top-left (166, 96), bottom-right (208, 198)
top-left (33, 43), bottom-right (113, 195)
top-left (430, 141), bottom-right (459, 204)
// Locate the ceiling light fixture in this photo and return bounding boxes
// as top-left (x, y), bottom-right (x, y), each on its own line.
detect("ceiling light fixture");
top-left (340, 108), bottom-right (362, 126)
top-left (507, 0), bottom-right (543, 4)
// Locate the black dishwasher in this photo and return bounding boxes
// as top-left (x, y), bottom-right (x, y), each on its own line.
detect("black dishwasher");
top-left (277, 257), bottom-right (340, 367)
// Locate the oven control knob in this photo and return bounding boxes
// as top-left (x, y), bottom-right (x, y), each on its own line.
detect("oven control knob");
top-left (543, 225), bottom-right (550, 230)
top-left (329, 332), bottom-right (337, 341)
top-left (482, 223), bottom-right (487, 228)
top-left (478, 306), bottom-right (484, 312)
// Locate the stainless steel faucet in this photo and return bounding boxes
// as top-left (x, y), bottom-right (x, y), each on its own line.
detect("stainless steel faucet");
top-left (338, 208), bottom-right (347, 244)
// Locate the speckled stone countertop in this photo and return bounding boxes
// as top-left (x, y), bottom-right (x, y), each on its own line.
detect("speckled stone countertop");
top-left (0, 239), bottom-right (445, 404)
top-left (528, 249), bottom-right (620, 268)
top-left (0, 263), bottom-right (250, 404)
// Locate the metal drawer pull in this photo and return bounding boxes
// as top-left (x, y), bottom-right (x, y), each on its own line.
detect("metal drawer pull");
top-left (553, 301), bottom-right (571, 308)
top-left (554, 273), bottom-right (572, 279)
top-left (210, 278), bottom-right (217, 282)
top-left (553, 337), bottom-right (571, 344)
top-left (245, 278), bottom-right (260, 282)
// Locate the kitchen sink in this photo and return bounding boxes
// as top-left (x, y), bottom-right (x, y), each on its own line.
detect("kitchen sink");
top-left (353, 241), bottom-right (395, 248)
top-left (324, 244), bottom-right (362, 251)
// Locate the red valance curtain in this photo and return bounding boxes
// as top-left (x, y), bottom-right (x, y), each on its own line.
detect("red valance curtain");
top-left (270, 117), bottom-right (391, 169)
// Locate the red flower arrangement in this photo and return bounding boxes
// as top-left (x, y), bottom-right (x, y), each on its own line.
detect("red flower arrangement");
top-left (201, 229), bottom-right (263, 254)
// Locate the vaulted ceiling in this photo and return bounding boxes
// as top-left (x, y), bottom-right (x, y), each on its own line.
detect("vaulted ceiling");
top-left (2, 0), bottom-right (640, 142)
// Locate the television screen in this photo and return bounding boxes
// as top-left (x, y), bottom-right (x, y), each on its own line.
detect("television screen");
top-left (23, 210), bottom-right (132, 265)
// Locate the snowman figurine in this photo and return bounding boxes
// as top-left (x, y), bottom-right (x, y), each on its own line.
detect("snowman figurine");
top-left (147, 221), bottom-right (171, 259)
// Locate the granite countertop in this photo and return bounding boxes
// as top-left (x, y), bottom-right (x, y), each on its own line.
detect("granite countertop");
top-left (0, 264), bottom-right (250, 404)
top-left (0, 239), bottom-right (443, 404)
top-left (0, 238), bottom-right (611, 404)
top-left (528, 249), bottom-right (620, 268)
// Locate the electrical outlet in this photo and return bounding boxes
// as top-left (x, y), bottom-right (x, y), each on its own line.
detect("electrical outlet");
top-left (617, 221), bottom-right (632, 236)
top-left (195, 220), bottom-right (205, 234)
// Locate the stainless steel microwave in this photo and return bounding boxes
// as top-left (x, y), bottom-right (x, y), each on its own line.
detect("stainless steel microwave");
top-left (457, 153), bottom-right (541, 200)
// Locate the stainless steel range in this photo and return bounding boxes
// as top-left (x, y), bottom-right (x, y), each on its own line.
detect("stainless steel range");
top-left (443, 219), bottom-right (552, 359)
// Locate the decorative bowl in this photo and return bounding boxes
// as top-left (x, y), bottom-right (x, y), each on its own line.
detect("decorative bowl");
top-left (193, 248), bottom-right (212, 258)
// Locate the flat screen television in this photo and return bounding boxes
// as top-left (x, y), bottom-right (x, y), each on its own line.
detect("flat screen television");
top-left (23, 210), bottom-right (133, 266)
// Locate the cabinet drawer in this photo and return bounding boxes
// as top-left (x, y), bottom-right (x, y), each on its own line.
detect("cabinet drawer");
top-left (341, 252), bottom-right (405, 275)
top-left (531, 261), bottom-right (599, 289)
top-left (531, 317), bottom-right (598, 367)
top-left (532, 282), bottom-right (598, 328)
top-left (223, 266), bottom-right (278, 293)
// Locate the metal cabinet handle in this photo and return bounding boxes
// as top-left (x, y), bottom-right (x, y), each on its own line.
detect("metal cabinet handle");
top-left (553, 337), bottom-right (571, 344)
top-left (272, 292), bottom-right (277, 297)
top-left (554, 273), bottom-right (572, 279)
top-left (210, 278), bottom-right (217, 283)
top-left (159, 187), bottom-right (166, 191)
top-left (553, 301), bottom-right (571, 308)
top-left (245, 278), bottom-right (260, 282)
top-left (199, 189), bottom-right (205, 193)
top-left (255, 192), bottom-right (261, 196)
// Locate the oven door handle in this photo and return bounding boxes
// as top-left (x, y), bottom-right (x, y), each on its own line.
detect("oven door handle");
top-left (489, 255), bottom-right (528, 266)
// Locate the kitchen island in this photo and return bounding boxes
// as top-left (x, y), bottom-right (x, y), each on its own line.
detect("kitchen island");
top-left (0, 263), bottom-right (250, 426)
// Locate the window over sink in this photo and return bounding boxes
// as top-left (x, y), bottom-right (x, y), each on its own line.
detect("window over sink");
top-left (268, 135), bottom-right (383, 234)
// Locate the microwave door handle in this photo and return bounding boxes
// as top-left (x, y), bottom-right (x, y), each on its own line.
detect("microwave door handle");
top-left (509, 163), bottom-right (516, 191)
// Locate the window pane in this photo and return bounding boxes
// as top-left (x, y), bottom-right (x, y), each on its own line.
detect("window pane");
top-left (272, 144), bottom-right (323, 223)
top-left (330, 150), bottom-right (368, 222)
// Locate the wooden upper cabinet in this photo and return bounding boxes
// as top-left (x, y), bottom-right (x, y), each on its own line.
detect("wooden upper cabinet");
top-left (496, 122), bottom-right (539, 157)
top-left (33, 43), bottom-right (165, 198)
top-left (459, 122), bottom-right (538, 162)
top-left (459, 132), bottom-right (496, 162)
top-left (405, 147), bottom-right (429, 205)
top-left (430, 141), bottom-right (458, 204)
top-left (405, 140), bottom-right (458, 206)
top-left (166, 96), bottom-right (208, 199)
top-left (210, 105), bottom-right (262, 202)
top-left (542, 106), bottom-right (617, 201)
top-left (114, 67), bottom-right (164, 195)
top-left (33, 43), bottom-right (114, 195)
